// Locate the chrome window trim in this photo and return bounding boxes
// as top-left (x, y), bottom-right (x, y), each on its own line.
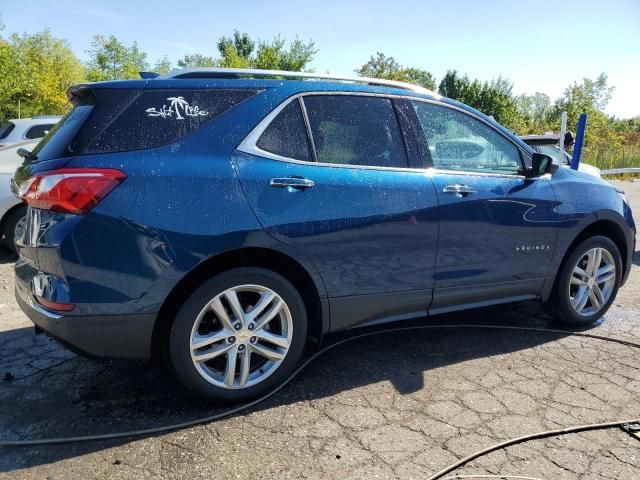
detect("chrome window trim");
top-left (237, 91), bottom-right (531, 178)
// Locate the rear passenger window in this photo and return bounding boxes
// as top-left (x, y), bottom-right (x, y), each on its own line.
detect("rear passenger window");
top-left (256, 100), bottom-right (311, 161)
top-left (303, 95), bottom-right (408, 168)
top-left (25, 124), bottom-right (55, 139)
top-left (71, 89), bottom-right (258, 155)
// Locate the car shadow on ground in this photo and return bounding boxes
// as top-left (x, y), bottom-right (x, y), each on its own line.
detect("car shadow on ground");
top-left (0, 300), bottom-right (586, 472)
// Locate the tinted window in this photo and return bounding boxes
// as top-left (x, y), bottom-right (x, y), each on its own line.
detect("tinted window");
top-left (257, 100), bottom-right (311, 161)
top-left (412, 101), bottom-right (521, 175)
top-left (28, 106), bottom-right (94, 162)
top-left (72, 89), bottom-right (257, 155)
top-left (0, 122), bottom-right (15, 140)
top-left (24, 124), bottom-right (55, 139)
top-left (303, 95), bottom-right (408, 168)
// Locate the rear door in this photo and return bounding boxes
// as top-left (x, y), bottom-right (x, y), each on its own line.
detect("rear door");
top-left (234, 93), bottom-right (439, 330)
top-left (408, 100), bottom-right (559, 313)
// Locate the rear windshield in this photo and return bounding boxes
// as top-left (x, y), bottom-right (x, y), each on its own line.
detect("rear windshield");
top-left (0, 122), bottom-right (15, 140)
top-left (72, 89), bottom-right (257, 155)
top-left (28, 88), bottom-right (258, 162)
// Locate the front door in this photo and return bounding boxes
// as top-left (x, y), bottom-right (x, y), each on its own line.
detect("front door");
top-left (235, 94), bottom-right (439, 329)
top-left (409, 99), bottom-right (559, 313)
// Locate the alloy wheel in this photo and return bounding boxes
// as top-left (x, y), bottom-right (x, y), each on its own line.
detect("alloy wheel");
top-left (189, 284), bottom-right (293, 389)
top-left (569, 247), bottom-right (616, 316)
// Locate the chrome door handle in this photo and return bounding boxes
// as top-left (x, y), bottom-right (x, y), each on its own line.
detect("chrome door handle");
top-left (270, 177), bottom-right (315, 189)
top-left (442, 184), bottom-right (476, 196)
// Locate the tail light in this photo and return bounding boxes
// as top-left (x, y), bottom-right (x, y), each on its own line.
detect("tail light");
top-left (17, 168), bottom-right (126, 215)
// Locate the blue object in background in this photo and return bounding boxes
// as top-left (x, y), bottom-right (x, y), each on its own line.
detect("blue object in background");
top-left (571, 113), bottom-right (588, 170)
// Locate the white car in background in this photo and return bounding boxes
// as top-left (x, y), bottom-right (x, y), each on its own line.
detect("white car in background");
top-left (0, 139), bottom-right (38, 254)
top-left (0, 116), bottom-right (62, 147)
top-left (520, 134), bottom-right (601, 178)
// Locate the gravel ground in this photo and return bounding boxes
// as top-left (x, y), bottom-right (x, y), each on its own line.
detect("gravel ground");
top-left (0, 181), bottom-right (638, 479)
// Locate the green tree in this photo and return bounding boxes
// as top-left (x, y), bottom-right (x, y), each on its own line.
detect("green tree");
top-left (356, 52), bottom-right (436, 90)
top-left (438, 70), bottom-right (523, 130)
top-left (217, 30), bottom-right (254, 62)
top-left (550, 74), bottom-right (621, 159)
top-left (177, 53), bottom-right (216, 68)
top-left (85, 35), bottom-right (149, 81)
top-left (153, 55), bottom-right (173, 75)
top-left (0, 30), bottom-right (84, 123)
top-left (516, 92), bottom-right (552, 134)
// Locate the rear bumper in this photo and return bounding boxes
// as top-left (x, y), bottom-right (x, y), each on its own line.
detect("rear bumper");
top-left (15, 280), bottom-right (156, 359)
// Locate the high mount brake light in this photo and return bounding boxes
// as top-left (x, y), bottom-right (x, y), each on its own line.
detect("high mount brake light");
top-left (18, 168), bottom-right (126, 215)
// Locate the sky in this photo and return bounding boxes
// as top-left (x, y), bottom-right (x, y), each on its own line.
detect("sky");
top-left (1, 0), bottom-right (639, 118)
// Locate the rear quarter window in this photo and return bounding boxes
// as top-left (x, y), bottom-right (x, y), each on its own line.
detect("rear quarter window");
top-left (256, 100), bottom-right (312, 161)
top-left (72, 89), bottom-right (258, 155)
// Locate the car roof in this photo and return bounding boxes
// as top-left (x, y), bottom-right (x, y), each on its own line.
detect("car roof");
top-left (7, 116), bottom-right (62, 126)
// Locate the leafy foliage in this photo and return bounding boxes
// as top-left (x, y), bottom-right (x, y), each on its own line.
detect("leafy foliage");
top-left (153, 56), bottom-right (173, 75)
top-left (177, 54), bottom-right (216, 69)
top-left (437, 70), bottom-right (521, 130)
top-left (85, 35), bottom-right (149, 81)
top-left (356, 52), bottom-right (436, 90)
top-left (0, 30), bottom-right (84, 122)
top-left (216, 31), bottom-right (317, 71)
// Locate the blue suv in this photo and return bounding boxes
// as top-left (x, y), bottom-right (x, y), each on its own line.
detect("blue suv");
top-left (13, 69), bottom-right (636, 401)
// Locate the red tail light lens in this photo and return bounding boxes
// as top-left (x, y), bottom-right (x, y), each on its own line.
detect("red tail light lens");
top-left (18, 168), bottom-right (126, 215)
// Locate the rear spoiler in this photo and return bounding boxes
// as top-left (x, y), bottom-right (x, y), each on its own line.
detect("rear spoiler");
top-left (67, 85), bottom-right (95, 107)
top-left (139, 71), bottom-right (160, 79)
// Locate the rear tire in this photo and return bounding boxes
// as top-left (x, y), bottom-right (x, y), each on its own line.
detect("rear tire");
top-left (547, 236), bottom-right (621, 326)
top-left (2, 205), bottom-right (26, 256)
top-left (169, 267), bottom-right (307, 402)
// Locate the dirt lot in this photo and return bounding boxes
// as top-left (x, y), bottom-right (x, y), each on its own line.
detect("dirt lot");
top-left (0, 181), bottom-right (639, 479)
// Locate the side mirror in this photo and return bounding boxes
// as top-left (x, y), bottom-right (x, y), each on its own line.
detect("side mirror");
top-left (17, 148), bottom-right (32, 160)
top-left (525, 153), bottom-right (556, 177)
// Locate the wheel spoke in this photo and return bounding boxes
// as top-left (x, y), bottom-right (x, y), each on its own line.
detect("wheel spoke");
top-left (571, 274), bottom-right (586, 286)
top-left (192, 342), bottom-right (234, 363)
top-left (573, 266), bottom-right (589, 281)
top-left (255, 330), bottom-right (290, 349)
top-left (191, 330), bottom-right (231, 350)
top-left (250, 343), bottom-right (285, 362)
top-left (586, 249), bottom-right (601, 276)
top-left (572, 285), bottom-right (589, 313)
top-left (596, 263), bottom-right (615, 283)
top-left (209, 297), bottom-right (235, 331)
top-left (223, 289), bottom-right (245, 326)
top-left (239, 351), bottom-right (251, 387)
top-left (596, 271), bottom-right (615, 284)
top-left (253, 298), bottom-right (284, 331)
top-left (592, 284), bottom-right (606, 309)
top-left (223, 346), bottom-right (238, 387)
top-left (245, 291), bottom-right (276, 324)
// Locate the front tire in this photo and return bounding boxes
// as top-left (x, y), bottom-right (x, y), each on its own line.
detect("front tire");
top-left (169, 267), bottom-right (307, 402)
top-left (547, 236), bottom-right (622, 326)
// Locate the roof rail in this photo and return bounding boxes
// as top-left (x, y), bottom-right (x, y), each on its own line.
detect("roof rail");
top-left (161, 68), bottom-right (438, 96)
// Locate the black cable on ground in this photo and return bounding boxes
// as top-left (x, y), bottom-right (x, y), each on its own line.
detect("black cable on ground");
top-left (427, 419), bottom-right (640, 480)
top-left (0, 323), bottom-right (638, 452)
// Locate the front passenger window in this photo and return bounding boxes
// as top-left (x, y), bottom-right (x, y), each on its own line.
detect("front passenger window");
top-left (412, 101), bottom-right (522, 175)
